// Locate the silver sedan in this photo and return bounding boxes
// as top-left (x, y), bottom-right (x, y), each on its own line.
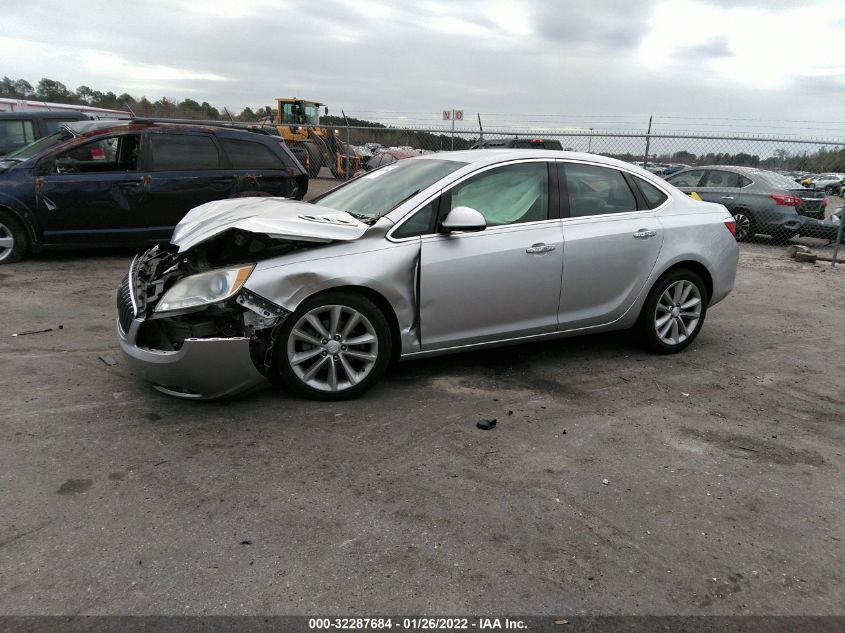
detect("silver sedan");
top-left (117, 150), bottom-right (738, 400)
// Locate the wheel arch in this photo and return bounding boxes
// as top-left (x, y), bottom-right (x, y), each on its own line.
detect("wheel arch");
top-left (652, 260), bottom-right (714, 304)
top-left (0, 202), bottom-right (39, 244)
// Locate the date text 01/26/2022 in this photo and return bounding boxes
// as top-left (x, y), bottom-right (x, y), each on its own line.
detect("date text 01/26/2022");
top-left (308, 617), bottom-right (528, 630)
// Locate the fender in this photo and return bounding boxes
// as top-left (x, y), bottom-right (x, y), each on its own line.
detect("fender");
top-left (0, 191), bottom-right (42, 244)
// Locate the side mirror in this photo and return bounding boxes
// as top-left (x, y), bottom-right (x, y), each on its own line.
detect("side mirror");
top-left (441, 206), bottom-right (486, 233)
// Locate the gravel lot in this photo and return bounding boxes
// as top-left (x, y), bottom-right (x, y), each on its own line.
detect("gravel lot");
top-left (0, 187), bottom-right (843, 615)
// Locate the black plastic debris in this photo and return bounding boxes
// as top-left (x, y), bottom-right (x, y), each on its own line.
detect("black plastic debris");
top-left (476, 419), bottom-right (497, 430)
top-left (240, 540), bottom-right (252, 545)
top-left (11, 328), bottom-right (53, 337)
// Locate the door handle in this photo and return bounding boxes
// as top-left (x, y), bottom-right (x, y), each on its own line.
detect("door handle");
top-left (117, 180), bottom-right (143, 190)
top-left (721, 196), bottom-right (735, 200)
top-left (633, 229), bottom-right (657, 239)
top-left (525, 243), bottom-right (556, 254)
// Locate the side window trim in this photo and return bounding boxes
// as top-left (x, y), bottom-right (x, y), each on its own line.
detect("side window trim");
top-left (622, 172), bottom-right (648, 211)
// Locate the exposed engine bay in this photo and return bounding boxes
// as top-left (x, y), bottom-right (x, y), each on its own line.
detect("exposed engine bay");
top-left (122, 228), bottom-right (323, 377)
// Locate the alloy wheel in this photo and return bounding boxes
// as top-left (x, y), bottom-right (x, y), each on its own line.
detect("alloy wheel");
top-left (733, 212), bottom-right (752, 240)
top-left (0, 222), bottom-right (15, 263)
top-left (653, 280), bottom-right (702, 346)
top-left (286, 304), bottom-right (379, 392)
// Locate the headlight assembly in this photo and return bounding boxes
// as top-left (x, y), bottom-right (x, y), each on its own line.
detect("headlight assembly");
top-left (155, 264), bottom-right (255, 313)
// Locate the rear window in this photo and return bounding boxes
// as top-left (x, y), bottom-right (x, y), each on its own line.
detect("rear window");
top-left (755, 170), bottom-right (806, 190)
top-left (43, 118), bottom-right (81, 134)
top-left (220, 138), bottom-right (284, 170)
top-left (150, 134), bottom-right (220, 171)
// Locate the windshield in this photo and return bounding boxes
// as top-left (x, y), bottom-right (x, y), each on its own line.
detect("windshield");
top-left (313, 158), bottom-right (467, 220)
top-left (4, 130), bottom-right (72, 161)
top-left (755, 170), bottom-right (812, 190)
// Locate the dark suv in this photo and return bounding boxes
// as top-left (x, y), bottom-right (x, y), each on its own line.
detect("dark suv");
top-left (470, 137), bottom-right (563, 150)
top-left (0, 111), bottom-right (93, 156)
top-left (0, 120), bottom-right (308, 263)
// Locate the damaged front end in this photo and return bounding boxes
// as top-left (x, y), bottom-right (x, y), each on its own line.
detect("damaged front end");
top-left (117, 229), bottom-right (313, 399)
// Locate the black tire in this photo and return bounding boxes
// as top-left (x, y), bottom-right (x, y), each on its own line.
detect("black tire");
top-left (637, 268), bottom-right (708, 354)
top-left (731, 208), bottom-right (755, 241)
top-left (274, 291), bottom-right (392, 401)
top-left (303, 143), bottom-right (321, 178)
top-left (824, 185), bottom-right (833, 195)
top-left (0, 209), bottom-right (29, 265)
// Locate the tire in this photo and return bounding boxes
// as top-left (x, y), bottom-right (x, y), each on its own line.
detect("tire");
top-left (302, 143), bottom-right (321, 178)
top-left (274, 291), bottom-right (392, 400)
top-left (637, 268), bottom-right (708, 354)
top-left (824, 185), bottom-right (833, 195)
top-left (0, 210), bottom-right (29, 265)
top-left (731, 209), bottom-right (755, 241)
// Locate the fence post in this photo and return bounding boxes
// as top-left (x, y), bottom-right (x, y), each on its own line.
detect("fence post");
top-left (642, 115), bottom-right (653, 168)
top-left (832, 207), bottom-right (844, 268)
top-left (342, 109), bottom-right (350, 180)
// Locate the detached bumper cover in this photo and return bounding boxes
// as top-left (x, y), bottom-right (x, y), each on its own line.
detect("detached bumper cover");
top-left (118, 320), bottom-right (270, 400)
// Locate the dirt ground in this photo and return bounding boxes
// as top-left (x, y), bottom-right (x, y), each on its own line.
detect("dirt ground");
top-left (0, 200), bottom-right (843, 615)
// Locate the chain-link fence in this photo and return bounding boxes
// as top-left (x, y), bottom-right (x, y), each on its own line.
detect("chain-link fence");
top-left (307, 123), bottom-right (843, 263)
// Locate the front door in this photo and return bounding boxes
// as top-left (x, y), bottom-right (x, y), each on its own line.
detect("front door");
top-left (419, 161), bottom-right (563, 350)
top-left (35, 133), bottom-right (146, 244)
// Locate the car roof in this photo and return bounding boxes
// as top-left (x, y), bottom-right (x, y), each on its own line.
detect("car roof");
top-left (411, 148), bottom-right (646, 172)
top-left (0, 110), bottom-right (90, 120)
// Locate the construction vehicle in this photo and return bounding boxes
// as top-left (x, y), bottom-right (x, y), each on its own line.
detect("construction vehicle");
top-left (274, 98), bottom-right (359, 179)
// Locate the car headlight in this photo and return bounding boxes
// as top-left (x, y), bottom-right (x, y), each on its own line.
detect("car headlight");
top-left (155, 264), bottom-right (255, 313)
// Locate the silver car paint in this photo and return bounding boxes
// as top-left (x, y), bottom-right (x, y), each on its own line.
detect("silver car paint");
top-left (244, 151), bottom-right (736, 356)
top-left (171, 197), bottom-right (369, 252)
top-left (121, 149), bottom-right (738, 397)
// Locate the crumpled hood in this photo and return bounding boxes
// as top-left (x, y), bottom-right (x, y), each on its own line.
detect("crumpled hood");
top-left (171, 197), bottom-right (370, 252)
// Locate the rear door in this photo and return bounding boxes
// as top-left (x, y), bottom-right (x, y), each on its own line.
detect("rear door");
top-left (666, 169), bottom-right (706, 196)
top-left (558, 162), bottom-right (664, 329)
top-left (219, 137), bottom-right (298, 198)
top-left (35, 133), bottom-right (146, 244)
top-left (142, 131), bottom-right (237, 241)
top-left (696, 169), bottom-right (744, 212)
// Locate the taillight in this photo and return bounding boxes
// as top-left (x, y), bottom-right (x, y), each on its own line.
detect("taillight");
top-left (724, 218), bottom-right (737, 237)
top-left (769, 193), bottom-right (803, 207)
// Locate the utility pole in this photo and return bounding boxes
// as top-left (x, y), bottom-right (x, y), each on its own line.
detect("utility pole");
top-left (643, 115), bottom-right (653, 168)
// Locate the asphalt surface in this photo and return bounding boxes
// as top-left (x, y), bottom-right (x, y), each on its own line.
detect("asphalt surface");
top-left (0, 190), bottom-right (844, 615)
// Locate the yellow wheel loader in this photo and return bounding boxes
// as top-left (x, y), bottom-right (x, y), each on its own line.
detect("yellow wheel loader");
top-left (274, 98), bottom-right (359, 179)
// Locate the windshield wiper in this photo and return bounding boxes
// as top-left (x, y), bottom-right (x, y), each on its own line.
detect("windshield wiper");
top-left (346, 211), bottom-right (379, 225)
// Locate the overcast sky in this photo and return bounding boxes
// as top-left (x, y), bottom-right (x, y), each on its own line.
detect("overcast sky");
top-left (4, 0), bottom-right (845, 135)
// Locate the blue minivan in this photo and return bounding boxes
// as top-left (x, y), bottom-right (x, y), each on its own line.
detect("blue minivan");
top-left (0, 120), bottom-right (308, 263)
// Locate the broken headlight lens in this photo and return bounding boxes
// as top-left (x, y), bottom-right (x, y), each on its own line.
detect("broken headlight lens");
top-left (155, 264), bottom-right (255, 313)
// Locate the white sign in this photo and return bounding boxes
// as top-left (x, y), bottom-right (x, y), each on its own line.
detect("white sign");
top-left (442, 110), bottom-right (464, 121)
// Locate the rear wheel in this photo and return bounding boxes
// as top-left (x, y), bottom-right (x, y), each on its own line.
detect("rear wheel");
top-left (638, 269), bottom-right (708, 354)
top-left (0, 210), bottom-right (29, 264)
top-left (732, 209), bottom-right (755, 241)
top-left (275, 292), bottom-right (392, 400)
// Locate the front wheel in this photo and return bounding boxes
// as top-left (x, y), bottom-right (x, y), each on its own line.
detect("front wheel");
top-left (275, 292), bottom-right (392, 400)
top-left (0, 210), bottom-right (29, 264)
top-left (637, 269), bottom-right (708, 354)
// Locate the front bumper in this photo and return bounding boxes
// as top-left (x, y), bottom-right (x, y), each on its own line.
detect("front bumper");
top-left (118, 319), bottom-right (270, 400)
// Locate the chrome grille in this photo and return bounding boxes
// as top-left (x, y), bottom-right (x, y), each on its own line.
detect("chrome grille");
top-left (117, 274), bottom-right (135, 334)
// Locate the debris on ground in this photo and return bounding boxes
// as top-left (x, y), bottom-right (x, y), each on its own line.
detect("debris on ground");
top-left (11, 328), bottom-right (53, 337)
top-left (98, 355), bottom-right (118, 366)
top-left (562, 429), bottom-right (567, 435)
top-left (554, 618), bottom-right (568, 625)
top-left (602, 478), bottom-right (610, 486)
top-left (240, 540), bottom-right (252, 545)
top-left (476, 419), bottom-right (497, 430)
top-left (788, 244), bottom-right (818, 264)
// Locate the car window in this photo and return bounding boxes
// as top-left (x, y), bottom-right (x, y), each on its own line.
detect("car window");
top-left (0, 119), bottom-right (35, 151)
top-left (562, 163), bottom-right (637, 217)
top-left (738, 175), bottom-right (752, 187)
top-left (220, 138), bottom-right (283, 170)
top-left (50, 134), bottom-right (140, 174)
top-left (448, 162), bottom-right (549, 226)
top-left (667, 169), bottom-right (705, 188)
top-left (634, 177), bottom-right (668, 209)
top-left (703, 170), bottom-right (742, 187)
top-left (150, 134), bottom-right (220, 171)
top-left (393, 199), bottom-right (438, 239)
top-left (43, 118), bottom-right (80, 135)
